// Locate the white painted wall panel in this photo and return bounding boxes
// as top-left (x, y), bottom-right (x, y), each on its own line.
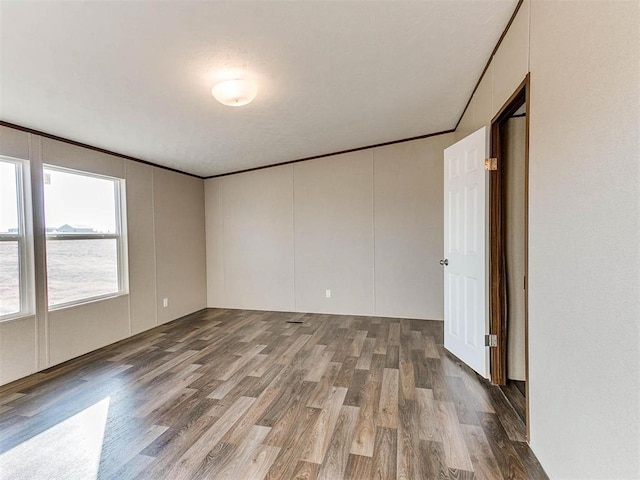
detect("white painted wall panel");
top-left (153, 168), bottom-right (206, 324)
top-left (455, 62), bottom-right (493, 142)
top-left (455, 98), bottom-right (475, 142)
top-left (205, 178), bottom-right (225, 307)
top-left (48, 295), bottom-right (130, 365)
top-left (0, 316), bottom-right (37, 384)
top-left (41, 138), bottom-right (125, 178)
top-left (0, 125), bottom-right (30, 159)
top-left (294, 151), bottom-right (374, 315)
top-left (374, 134), bottom-right (453, 320)
top-left (474, 62), bottom-right (494, 131)
top-left (222, 166), bottom-right (295, 311)
top-left (493, 0), bottom-right (530, 112)
top-left (205, 138), bottom-right (449, 320)
top-left (528, 1), bottom-right (640, 477)
top-left (125, 161), bottom-right (157, 334)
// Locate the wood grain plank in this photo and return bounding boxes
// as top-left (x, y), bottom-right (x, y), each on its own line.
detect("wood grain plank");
top-left (446, 375), bottom-right (480, 426)
top-left (344, 368), bottom-right (368, 407)
top-left (371, 427), bottom-right (397, 480)
top-left (373, 324), bottom-right (389, 355)
top-left (388, 324), bottom-right (401, 346)
top-left (264, 407), bottom-right (321, 480)
top-left (222, 385), bottom-right (281, 445)
top-left (211, 425), bottom-right (271, 480)
top-left (349, 331), bottom-right (369, 357)
top-left (420, 440), bottom-right (451, 480)
top-left (277, 334), bottom-right (313, 365)
top-left (300, 386), bottom-right (348, 464)
top-left (356, 337), bottom-right (375, 370)
top-left (461, 424), bottom-right (501, 480)
top-left (376, 368), bottom-right (399, 429)
top-left (424, 335), bottom-right (440, 359)
top-left (437, 401), bottom-right (474, 471)
top-left (307, 362), bottom-right (342, 409)
top-left (317, 405), bottom-right (359, 480)
top-left (415, 387), bottom-right (442, 443)
top-left (345, 454), bottom-right (373, 479)
top-left (208, 354), bottom-right (268, 400)
top-left (238, 443), bottom-right (281, 480)
top-left (334, 356), bottom-right (358, 389)
top-left (397, 398), bottom-right (420, 480)
top-left (292, 461), bottom-right (320, 480)
top-left (478, 412), bottom-right (530, 479)
top-left (350, 380), bottom-right (380, 457)
top-left (305, 348), bottom-right (336, 383)
top-left (398, 361), bottom-right (415, 401)
top-left (262, 382), bottom-right (316, 447)
top-left (165, 396), bottom-right (256, 478)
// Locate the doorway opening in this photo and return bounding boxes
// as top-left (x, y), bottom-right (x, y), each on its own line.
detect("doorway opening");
top-left (489, 74), bottom-right (530, 438)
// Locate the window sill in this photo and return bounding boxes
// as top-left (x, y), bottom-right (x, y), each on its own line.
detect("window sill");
top-left (48, 291), bottom-right (129, 312)
top-left (0, 312), bottom-right (36, 325)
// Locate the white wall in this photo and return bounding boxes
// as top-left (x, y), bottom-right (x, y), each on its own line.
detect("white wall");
top-left (205, 133), bottom-right (453, 319)
top-left (153, 168), bottom-right (207, 324)
top-left (456, 0), bottom-right (640, 477)
top-left (528, 1), bottom-right (639, 478)
top-left (222, 165), bottom-right (295, 311)
top-left (126, 161), bottom-right (158, 334)
top-left (294, 150), bottom-right (374, 314)
top-left (0, 126), bottom-right (207, 385)
top-left (374, 139), bottom-right (446, 320)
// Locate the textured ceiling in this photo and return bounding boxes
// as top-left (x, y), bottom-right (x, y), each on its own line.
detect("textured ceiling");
top-left (0, 1), bottom-right (517, 177)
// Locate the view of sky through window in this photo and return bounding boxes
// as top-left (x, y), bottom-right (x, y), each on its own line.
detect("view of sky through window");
top-left (43, 167), bottom-right (117, 233)
top-left (0, 161), bottom-right (19, 233)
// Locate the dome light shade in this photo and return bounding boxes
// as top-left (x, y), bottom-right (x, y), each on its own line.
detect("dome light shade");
top-left (211, 79), bottom-right (257, 106)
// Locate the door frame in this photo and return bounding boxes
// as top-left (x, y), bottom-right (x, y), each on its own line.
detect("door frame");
top-left (489, 74), bottom-right (530, 438)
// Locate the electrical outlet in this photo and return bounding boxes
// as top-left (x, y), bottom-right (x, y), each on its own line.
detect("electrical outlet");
top-left (325, 289), bottom-right (331, 298)
top-left (163, 298), bottom-right (169, 308)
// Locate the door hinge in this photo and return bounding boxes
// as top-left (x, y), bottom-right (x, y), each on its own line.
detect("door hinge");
top-left (485, 158), bottom-right (498, 171)
top-left (485, 334), bottom-right (498, 348)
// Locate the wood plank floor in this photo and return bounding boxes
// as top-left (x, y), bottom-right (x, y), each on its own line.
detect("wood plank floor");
top-left (500, 382), bottom-right (526, 426)
top-left (0, 309), bottom-right (548, 479)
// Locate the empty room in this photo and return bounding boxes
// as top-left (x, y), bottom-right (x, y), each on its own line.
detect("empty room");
top-left (0, 1), bottom-right (638, 479)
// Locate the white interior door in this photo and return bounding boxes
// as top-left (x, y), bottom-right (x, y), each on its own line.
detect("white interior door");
top-left (443, 127), bottom-right (489, 378)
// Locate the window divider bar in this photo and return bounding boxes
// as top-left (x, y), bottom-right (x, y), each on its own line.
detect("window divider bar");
top-left (45, 234), bottom-right (119, 240)
top-left (0, 235), bottom-right (22, 241)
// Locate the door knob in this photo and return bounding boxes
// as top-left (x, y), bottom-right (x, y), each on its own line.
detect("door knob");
top-left (439, 259), bottom-right (449, 266)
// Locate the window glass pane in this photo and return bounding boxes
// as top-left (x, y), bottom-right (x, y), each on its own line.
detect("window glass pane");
top-left (0, 242), bottom-right (20, 315)
top-left (0, 161), bottom-right (19, 234)
top-left (43, 168), bottom-right (116, 234)
top-left (47, 239), bottom-right (118, 306)
top-left (43, 166), bottom-right (124, 308)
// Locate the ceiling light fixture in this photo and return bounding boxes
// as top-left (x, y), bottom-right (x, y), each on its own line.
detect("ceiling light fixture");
top-left (211, 79), bottom-right (257, 107)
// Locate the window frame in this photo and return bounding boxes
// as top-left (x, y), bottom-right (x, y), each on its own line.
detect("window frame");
top-left (0, 156), bottom-right (34, 322)
top-left (43, 164), bottom-right (129, 310)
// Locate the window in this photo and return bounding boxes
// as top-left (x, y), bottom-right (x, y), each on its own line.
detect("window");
top-left (43, 165), bottom-right (127, 308)
top-left (0, 157), bottom-right (32, 319)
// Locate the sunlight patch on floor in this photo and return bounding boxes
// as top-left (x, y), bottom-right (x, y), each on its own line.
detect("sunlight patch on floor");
top-left (0, 397), bottom-right (110, 480)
